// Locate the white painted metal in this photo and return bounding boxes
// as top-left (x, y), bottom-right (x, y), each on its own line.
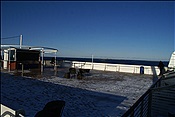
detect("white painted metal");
top-left (3, 50), bottom-right (8, 69)
top-left (1, 104), bottom-right (15, 116)
top-left (20, 35), bottom-right (22, 49)
top-left (71, 61), bottom-right (161, 75)
top-left (168, 51), bottom-right (175, 70)
top-left (1, 45), bottom-right (58, 53)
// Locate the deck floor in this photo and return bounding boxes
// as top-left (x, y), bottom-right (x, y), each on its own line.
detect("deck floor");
top-left (1, 67), bottom-right (153, 117)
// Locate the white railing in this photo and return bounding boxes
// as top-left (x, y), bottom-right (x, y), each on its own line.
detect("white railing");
top-left (71, 61), bottom-right (161, 75)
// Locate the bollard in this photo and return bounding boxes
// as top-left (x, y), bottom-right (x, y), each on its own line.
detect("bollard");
top-left (140, 66), bottom-right (144, 74)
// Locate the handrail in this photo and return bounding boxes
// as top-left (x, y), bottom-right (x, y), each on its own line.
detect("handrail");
top-left (72, 61), bottom-right (161, 75)
top-left (121, 89), bottom-right (152, 117)
top-left (121, 71), bottom-right (175, 117)
top-left (151, 84), bottom-right (175, 91)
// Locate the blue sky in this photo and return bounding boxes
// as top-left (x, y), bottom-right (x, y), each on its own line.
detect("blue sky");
top-left (1, 1), bottom-right (174, 61)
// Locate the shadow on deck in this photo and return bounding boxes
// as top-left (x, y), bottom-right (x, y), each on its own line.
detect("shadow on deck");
top-left (1, 72), bottom-right (127, 117)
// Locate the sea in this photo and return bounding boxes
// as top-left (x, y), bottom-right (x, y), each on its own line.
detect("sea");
top-left (44, 57), bottom-right (169, 67)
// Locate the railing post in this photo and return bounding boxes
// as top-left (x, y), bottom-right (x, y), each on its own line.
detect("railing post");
top-left (140, 100), bottom-right (144, 116)
top-left (131, 109), bottom-right (134, 117)
top-left (20, 63), bottom-right (24, 77)
top-left (148, 89), bottom-right (152, 117)
top-left (159, 78), bottom-right (161, 87)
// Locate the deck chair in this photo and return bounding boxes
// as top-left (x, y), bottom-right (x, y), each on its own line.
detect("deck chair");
top-left (35, 100), bottom-right (65, 117)
top-left (69, 68), bottom-right (77, 78)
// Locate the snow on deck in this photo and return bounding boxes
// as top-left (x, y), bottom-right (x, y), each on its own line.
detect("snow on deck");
top-left (1, 68), bottom-right (153, 117)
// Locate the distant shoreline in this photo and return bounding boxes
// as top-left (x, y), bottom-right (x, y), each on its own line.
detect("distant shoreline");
top-left (44, 57), bottom-right (169, 67)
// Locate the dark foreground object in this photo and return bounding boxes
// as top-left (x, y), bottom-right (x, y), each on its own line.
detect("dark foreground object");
top-left (35, 100), bottom-right (65, 117)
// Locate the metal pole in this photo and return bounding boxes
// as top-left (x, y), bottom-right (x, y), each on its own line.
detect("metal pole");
top-left (8, 48), bottom-right (11, 72)
top-left (54, 52), bottom-right (57, 71)
top-left (0, 50), bottom-right (1, 69)
top-left (54, 52), bottom-right (57, 75)
top-left (20, 35), bottom-right (22, 49)
top-left (21, 63), bottom-right (24, 76)
top-left (92, 54), bottom-right (93, 70)
top-left (41, 48), bottom-right (44, 73)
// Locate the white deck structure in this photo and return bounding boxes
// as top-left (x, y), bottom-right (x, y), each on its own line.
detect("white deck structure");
top-left (168, 51), bottom-right (175, 70)
top-left (71, 61), bottom-right (160, 75)
top-left (1, 104), bottom-right (16, 117)
top-left (70, 52), bottom-right (175, 75)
